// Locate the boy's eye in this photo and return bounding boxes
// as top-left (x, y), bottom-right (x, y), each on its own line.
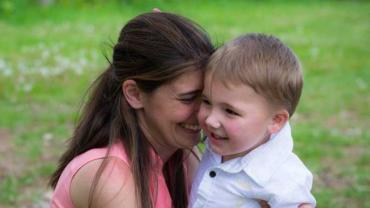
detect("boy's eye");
top-left (225, 108), bottom-right (239, 116)
top-left (201, 97), bottom-right (211, 105)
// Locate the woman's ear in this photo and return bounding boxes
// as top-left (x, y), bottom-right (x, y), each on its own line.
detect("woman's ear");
top-left (122, 80), bottom-right (144, 109)
top-left (268, 109), bottom-right (289, 134)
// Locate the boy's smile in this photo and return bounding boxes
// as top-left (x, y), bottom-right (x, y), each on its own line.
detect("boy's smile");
top-left (210, 132), bottom-right (227, 140)
top-left (208, 132), bottom-right (228, 145)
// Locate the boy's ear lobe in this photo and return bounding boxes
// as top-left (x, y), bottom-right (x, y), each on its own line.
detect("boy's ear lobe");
top-left (122, 80), bottom-right (144, 109)
top-left (269, 110), bottom-right (289, 134)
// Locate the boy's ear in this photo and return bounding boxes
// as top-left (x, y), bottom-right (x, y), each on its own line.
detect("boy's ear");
top-left (268, 109), bottom-right (289, 134)
top-left (122, 80), bottom-right (144, 109)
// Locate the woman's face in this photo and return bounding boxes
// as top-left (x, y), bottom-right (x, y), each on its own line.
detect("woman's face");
top-left (138, 69), bottom-right (204, 155)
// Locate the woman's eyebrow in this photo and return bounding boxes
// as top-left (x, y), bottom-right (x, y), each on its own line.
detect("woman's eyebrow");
top-left (178, 89), bottom-right (202, 97)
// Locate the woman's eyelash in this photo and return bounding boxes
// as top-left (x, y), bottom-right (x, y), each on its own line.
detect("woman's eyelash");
top-left (179, 95), bottom-right (197, 103)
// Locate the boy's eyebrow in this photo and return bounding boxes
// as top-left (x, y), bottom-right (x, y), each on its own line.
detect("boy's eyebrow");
top-left (220, 102), bottom-right (239, 111)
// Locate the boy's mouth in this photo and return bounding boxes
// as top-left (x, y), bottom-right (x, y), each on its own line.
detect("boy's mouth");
top-left (210, 132), bottom-right (228, 140)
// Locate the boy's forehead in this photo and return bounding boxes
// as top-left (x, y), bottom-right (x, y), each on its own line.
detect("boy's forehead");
top-left (204, 70), bottom-right (243, 90)
top-left (204, 70), bottom-right (225, 84)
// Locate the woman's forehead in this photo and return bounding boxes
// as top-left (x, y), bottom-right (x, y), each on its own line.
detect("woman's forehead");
top-left (167, 69), bottom-right (204, 93)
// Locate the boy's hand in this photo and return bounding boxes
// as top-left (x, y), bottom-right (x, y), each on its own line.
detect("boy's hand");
top-left (257, 200), bottom-right (269, 208)
top-left (299, 204), bottom-right (314, 208)
top-left (152, 8), bottom-right (161, 13)
top-left (258, 200), bottom-right (314, 208)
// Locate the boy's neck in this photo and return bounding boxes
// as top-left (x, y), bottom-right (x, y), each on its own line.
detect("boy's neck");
top-left (221, 133), bottom-right (271, 163)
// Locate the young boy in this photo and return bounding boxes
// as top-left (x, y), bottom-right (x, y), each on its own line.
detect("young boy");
top-left (190, 33), bottom-right (316, 207)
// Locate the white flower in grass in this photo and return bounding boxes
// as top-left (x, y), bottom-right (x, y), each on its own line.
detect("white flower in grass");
top-left (18, 75), bottom-right (25, 84)
top-left (38, 43), bottom-right (46, 50)
top-left (43, 132), bottom-right (54, 142)
top-left (3, 67), bottom-right (12, 77)
top-left (310, 46), bottom-right (319, 59)
top-left (329, 128), bottom-right (340, 137)
top-left (91, 51), bottom-right (99, 60)
top-left (344, 128), bottom-right (362, 137)
top-left (40, 66), bottom-right (50, 77)
top-left (79, 57), bottom-right (87, 68)
top-left (84, 25), bottom-right (95, 33)
top-left (0, 59), bottom-right (13, 77)
top-left (21, 46), bottom-right (35, 53)
top-left (356, 78), bottom-right (367, 90)
top-left (18, 62), bottom-right (27, 75)
top-left (23, 83), bottom-right (33, 93)
top-left (0, 58), bottom-right (6, 69)
top-left (55, 56), bottom-right (71, 74)
top-left (52, 44), bottom-right (62, 53)
top-left (42, 50), bottom-right (50, 59)
top-left (74, 65), bottom-right (83, 75)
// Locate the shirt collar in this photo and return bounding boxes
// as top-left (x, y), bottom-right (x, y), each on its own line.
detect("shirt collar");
top-left (207, 122), bottom-right (293, 186)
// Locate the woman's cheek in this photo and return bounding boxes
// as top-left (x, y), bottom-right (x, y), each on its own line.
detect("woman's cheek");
top-left (197, 107), bottom-right (207, 128)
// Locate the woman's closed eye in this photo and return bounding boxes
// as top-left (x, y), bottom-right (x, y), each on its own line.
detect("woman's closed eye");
top-left (178, 95), bottom-right (198, 104)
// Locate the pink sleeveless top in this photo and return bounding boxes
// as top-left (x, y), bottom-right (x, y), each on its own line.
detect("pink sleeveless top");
top-left (50, 142), bottom-right (172, 208)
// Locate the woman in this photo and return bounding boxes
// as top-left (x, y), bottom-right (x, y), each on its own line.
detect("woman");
top-left (49, 12), bottom-right (214, 208)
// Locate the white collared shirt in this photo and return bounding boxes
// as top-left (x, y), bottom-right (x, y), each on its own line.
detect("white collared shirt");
top-left (189, 123), bottom-right (316, 208)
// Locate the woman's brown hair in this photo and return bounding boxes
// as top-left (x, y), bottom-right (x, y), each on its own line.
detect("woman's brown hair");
top-left (49, 12), bottom-right (214, 208)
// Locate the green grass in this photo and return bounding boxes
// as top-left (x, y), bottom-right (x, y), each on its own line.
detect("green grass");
top-left (0, 1), bottom-right (369, 207)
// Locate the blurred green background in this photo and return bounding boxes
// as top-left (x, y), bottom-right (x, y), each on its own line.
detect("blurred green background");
top-left (0, 0), bottom-right (369, 207)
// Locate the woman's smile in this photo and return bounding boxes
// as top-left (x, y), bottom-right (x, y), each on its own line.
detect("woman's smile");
top-left (180, 123), bottom-right (201, 132)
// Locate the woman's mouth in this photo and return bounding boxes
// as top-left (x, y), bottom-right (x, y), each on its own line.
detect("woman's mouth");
top-left (180, 123), bottom-right (201, 132)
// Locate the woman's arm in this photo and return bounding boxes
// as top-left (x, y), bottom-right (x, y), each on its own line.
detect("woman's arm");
top-left (70, 157), bottom-right (137, 208)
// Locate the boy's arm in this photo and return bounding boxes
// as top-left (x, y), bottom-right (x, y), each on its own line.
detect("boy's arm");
top-left (267, 177), bottom-right (316, 208)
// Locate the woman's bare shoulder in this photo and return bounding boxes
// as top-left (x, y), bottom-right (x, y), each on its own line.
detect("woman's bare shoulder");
top-left (70, 157), bottom-right (137, 208)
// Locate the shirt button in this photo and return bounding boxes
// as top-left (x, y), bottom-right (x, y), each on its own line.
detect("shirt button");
top-left (209, 170), bottom-right (216, 178)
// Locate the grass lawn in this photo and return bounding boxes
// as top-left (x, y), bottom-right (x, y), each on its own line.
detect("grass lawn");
top-left (0, 1), bottom-right (369, 207)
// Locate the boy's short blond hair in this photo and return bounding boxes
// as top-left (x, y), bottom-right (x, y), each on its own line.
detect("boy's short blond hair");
top-left (207, 33), bottom-right (303, 116)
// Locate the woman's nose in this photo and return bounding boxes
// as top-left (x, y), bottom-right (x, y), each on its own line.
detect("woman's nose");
top-left (194, 99), bottom-right (201, 112)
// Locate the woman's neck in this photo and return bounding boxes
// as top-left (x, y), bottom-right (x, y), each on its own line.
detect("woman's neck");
top-left (137, 113), bottom-right (176, 162)
top-left (150, 142), bottom-right (176, 162)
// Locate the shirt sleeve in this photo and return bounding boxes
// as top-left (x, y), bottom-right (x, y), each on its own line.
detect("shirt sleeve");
top-left (268, 171), bottom-right (316, 208)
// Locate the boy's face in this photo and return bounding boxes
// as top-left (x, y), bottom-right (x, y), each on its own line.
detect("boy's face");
top-left (198, 72), bottom-right (277, 161)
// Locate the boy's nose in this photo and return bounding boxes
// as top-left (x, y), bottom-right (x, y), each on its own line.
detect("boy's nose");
top-left (205, 113), bottom-right (221, 129)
